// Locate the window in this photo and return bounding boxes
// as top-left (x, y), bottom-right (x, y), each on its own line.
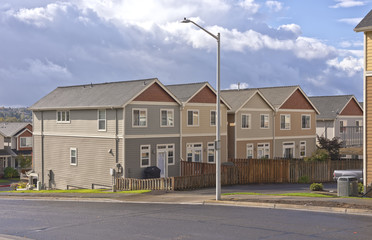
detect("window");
top-left (300, 141), bottom-right (306, 158)
top-left (140, 145), bottom-right (151, 167)
top-left (301, 115), bottom-right (311, 129)
top-left (283, 142), bottom-right (295, 159)
top-left (280, 114), bottom-right (291, 130)
top-left (20, 137), bottom-right (32, 148)
top-left (70, 148), bottom-right (77, 166)
top-left (57, 111), bottom-right (70, 123)
top-left (167, 145), bottom-right (174, 165)
top-left (241, 114), bottom-right (251, 129)
top-left (133, 109), bottom-right (147, 127)
top-left (356, 120), bottom-right (362, 132)
top-left (187, 110), bottom-right (199, 126)
top-left (246, 144), bottom-right (254, 159)
top-left (257, 143), bottom-right (270, 159)
top-left (260, 114), bottom-right (269, 129)
top-left (340, 120), bottom-right (346, 133)
top-left (98, 109), bottom-right (106, 131)
top-left (160, 109), bottom-right (174, 127)
top-left (186, 143), bottom-right (203, 162)
top-left (210, 111), bottom-right (216, 126)
top-left (208, 142), bottom-right (215, 163)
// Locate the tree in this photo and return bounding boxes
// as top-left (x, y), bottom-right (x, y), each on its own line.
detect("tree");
top-left (16, 155), bottom-right (32, 169)
top-left (317, 136), bottom-right (344, 160)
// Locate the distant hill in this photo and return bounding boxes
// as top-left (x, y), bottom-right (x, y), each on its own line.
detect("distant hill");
top-left (0, 107), bottom-right (32, 122)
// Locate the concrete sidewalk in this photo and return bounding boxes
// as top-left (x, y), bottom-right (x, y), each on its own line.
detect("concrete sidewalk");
top-left (1, 184), bottom-right (372, 216)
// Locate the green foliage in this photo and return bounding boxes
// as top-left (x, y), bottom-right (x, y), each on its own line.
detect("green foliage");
top-left (17, 155), bottom-right (32, 169)
top-left (10, 181), bottom-right (27, 190)
top-left (4, 167), bottom-right (19, 178)
top-left (298, 175), bottom-right (310, 183)
top-left (358, 183), bottom-right (364, 194)
top-left (310, 183), bottom-right (324, 191)
top-left (317, 136), bottom-right (343, 160)
top-left (304, 149), bottom-right (329, 162)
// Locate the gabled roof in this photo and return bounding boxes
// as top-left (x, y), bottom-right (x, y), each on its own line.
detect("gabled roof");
top-left (166, 82), bottom-right (231, 109)
top-left (0, 122), bottom-right (30, 137)
top-left (30, 78), bottom-right (181, 110)
top-left (221, 89), bottom-right (274, 113)
top-left (354, 10), bottom-right (372, 32)
top-left (308, 95), bottom-right (362, 120)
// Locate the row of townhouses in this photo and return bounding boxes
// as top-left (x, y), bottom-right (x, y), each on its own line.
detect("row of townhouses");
top-left (28, 78), bottom-right (363, 189)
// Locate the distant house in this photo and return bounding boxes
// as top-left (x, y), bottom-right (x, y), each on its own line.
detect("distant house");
top-left (0, 122), bottom-right (33, 175)
top-left (30, 79), bottom-right (182, 189)
top-left (309, 95), bottom-right (363, 158)
top-left (355, 10), bottom-right (372, 192)
top-left (167, 82), bottom-right (231, 163)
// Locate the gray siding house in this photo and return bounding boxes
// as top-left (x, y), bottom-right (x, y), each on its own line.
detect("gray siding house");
top-left (30, 78), bottom-right (181, 189)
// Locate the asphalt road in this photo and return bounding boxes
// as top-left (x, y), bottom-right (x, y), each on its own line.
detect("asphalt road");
top-left (0, 198), bottom-right (371, 240)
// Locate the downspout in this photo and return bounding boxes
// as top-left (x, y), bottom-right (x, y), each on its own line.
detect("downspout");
top-left (115, 108), bottom-right (118, 164)
top-left (122, 107), bottom-right (126, 178)
top-left (179, 104), bottom-right (183, 176)
top-left (273, 111), bottom-right (276, 158)
top-left (41, 111), bottom-right (44, 187)
top-left (363, 33), bottom-right (367, 191)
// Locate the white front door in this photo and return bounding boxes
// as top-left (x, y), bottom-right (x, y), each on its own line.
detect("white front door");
top-left (157, 149), bottom-right (167, 178)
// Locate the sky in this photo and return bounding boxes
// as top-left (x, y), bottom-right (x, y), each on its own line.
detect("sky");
top-left (0, 0), bottom-right (371, 107)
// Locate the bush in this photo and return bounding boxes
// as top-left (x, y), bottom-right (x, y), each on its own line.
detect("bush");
top-left (358, 183), bottom-right (364, 194)
top-left (298, 175), bottom-right (310, 183)
top-left (310, 183), bottom-right (324, 191)
top-left (304, 149), bottom-right (329, 162)
top-left (17, 155), bottom-right (32, 169)
top-left (4, 167), bottom-right (19, 178)
top-left (10, 181), bottom-right (27, 191)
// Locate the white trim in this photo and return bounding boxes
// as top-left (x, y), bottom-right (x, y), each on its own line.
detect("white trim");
top-left (235, 90), bottom-right (275, 113)
top-left (363, 33), bottom-right (367, 188)
top-left (140, 145), bottom-right (151, 168)
top-left (300, 140), bottom-right (306, 158)
top-left (257, 142), bottom-right (270, 159)
top-left (336, 115), bottom-right (363, 119)
top-left (20, 136), bottom-right (32, 148)
top-left (160, 109), bottom-right (174, 127)
top-left (280, 114), bottom-right (291, 130)
top-left (186, 142), bottom-right (203, 162)
top-left (277, 109), bottom-right (315, 113)
top-left (301, 114), bottom-right (311, 130)
top-left (15, 128), bottom-right (32, 137)
top-left (130, 101), bottom-right (178, 106)
top-left (34, 132), bottom-right (123, 139)
top-left (275, 135), bottom-right (317, 140)
top-left (186, 103), bottom-right (217, 107)
top-left (365, 71), bottom-right (372, 76)
top-left (187, 109), bottom-right (199, 127)
top-left (97, 109), bottom-right (107, 132)
top-left (282, 141), bottom-right (295, 158)
top-left (241, 113), bottom-right (251, 129)
top-left (207, 142), bottom-right (215, 163)
top-left (126, 134), bottom-right (180, 139)
top-left (240, 108), bottom-right (272, 112)
top-left (236, 137), bottom-right (273, 141)
top-left (56, 110), bottom-right (70, 124)
top-left (246, 143), bottom-right (254, 159)
top-left (70, 147), bottom-right (77, 166)
top-left (132, 108), bottom-right (147, 128)
top-left (182, 133), bottom-right (227, 137)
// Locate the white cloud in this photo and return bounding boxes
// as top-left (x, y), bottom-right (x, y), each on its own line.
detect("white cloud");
top-left (238, 0), bottom-right (260, 14)
top-left (326, 56), bottom-right (363, 77)
top-left (27, 59), bottom-right (72, 79)
top-left (330, 0), bottom-right (365, 8)
top-left (278, 24), bottom-right (302, 36)
top-left (229, 82), bottom-right (249, 89)
top-left (294, 37), bottom-right (336, 60)
top-left (265, 1), bottom-right (283, 12)
top-left (338, 17), bottom-right (363, 25)
top-left (339, 40), bottom-right (363, 48)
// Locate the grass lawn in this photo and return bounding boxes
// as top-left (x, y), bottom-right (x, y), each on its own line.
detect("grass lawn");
top-left (5, 189), bottom-right (151, 194)
top-left (0, 178), bottom-right (20, 184)
top-left (222, 192), bottom-right (335, 198)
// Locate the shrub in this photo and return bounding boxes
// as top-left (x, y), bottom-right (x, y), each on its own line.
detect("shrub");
top-left (10, 181), bottom-right (27, 191)
top-left (4, 167), bottom-right (19, 178)
top-left (310, 183), bottom-right (324, 191)
top-left (298, 175), bottom-right (310, 184)
top-left (304, 149), bottom-right (329, 162)
top-left (358, 183), bottom-right (364, 194)
top-left (17, 155), bottom-right (32, 169)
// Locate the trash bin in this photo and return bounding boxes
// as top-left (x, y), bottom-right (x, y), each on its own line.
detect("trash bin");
top-left (143, 166), bottom-right (161, 179)
top-left (337, 176), bottom-right (358, 197)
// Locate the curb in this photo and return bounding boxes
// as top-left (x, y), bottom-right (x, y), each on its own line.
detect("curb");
top-left (204, 200), bottom-right (372, 216)
top-left (0, 185), bottom-right (10, 188)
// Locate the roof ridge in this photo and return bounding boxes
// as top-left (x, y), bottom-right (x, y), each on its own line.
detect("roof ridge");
top-left (166, 81), bottom-right (208, 87)
top-left (309, 95), bottom-right (353, 98)
top-left (58, 78), bottom-right (158, 89)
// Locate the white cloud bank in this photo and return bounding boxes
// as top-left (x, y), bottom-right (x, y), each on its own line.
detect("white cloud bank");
top-left (330, 0), bottom-right (366, 8)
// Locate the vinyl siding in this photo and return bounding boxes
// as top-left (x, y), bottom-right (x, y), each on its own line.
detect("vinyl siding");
top-left (0, 136), bottom-right (3, 150)
top-left (227, 114), bottom-right (235, 159)
top-left (315, 120), bottom-right (335, 139)
top-left (367, 32), bottom-right (372, 71)
top-left (181, 136), bottom-right (228, 163)
top-left (366, 76), bottom-right (372, 185)
top-left (125, 137), bottom-right (180, 178)
top-left (274, 137), bottom-right (316, 159)
top-left (125, 104), bottom-right (180, 136)
top-left (334, 117), bottom-right (363, 138)
top-left (236, 139), bottom-right (273, 159)
top-left (275, 111), bottom-right (316, 137)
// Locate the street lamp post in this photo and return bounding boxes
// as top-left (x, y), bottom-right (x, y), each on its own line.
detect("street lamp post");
top-left (181, 18), bottom-right (221, 200)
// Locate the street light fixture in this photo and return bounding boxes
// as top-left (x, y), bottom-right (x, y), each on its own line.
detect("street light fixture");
top-left (181, 17), bottom-right (221, 201)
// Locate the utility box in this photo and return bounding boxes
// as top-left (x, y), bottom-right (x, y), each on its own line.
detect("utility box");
top-left (337, 176), bottom-right (358, 197)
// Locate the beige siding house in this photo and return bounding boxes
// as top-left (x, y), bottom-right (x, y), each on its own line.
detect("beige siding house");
top-left (221, 89), bottom-right (275, 159)
top-left (167, 82), bottom-right (231, 163)
top-left (30, 78), bottom-right (181, 189)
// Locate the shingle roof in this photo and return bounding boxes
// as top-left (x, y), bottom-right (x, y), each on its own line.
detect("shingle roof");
top-left (221, 89), bottom-right (258, 112)
top-left (257, 86), bottom-right (299, 109)
top-left (354, 10), bottom-right (372, 32)
top-left (166, 82), bottom-right (207, 102)
top-left (0, 122), bottom-right (29, 137)
top-left (30, 78), bottom-right (160, 110)
top-left (0, 147), bottom-right (16, 157)
top-left (308, 95), bottom-right (357, 120)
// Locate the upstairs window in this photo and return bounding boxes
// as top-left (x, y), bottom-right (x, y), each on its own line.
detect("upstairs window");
top-left (98, 109), bottom-right (106, 131)
top-left (57, 111), bottom-right (70, 123)
top-left (133, 109), bottom-right (147, 127)
top-left (301, 115), bottom-right (311, 129)
top-left (260, 114), bottom-right (269, 129)
top-left (20, 137), bottom-right (32, 148)
top-left (280, 114), bottom-right (291, 130)
top-left (241, 114), bottom-right (251, 129)
top-left (187, 110), bottom-right (199, 126)
top-left (210, 111), bottom-right (216, 126)
top-left (340, 120), bottom-right (346, 133)
top-left (161, 109), bottom-right (174, 127)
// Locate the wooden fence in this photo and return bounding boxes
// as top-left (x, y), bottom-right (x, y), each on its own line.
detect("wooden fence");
top-left (116, 158), bottom-right (363, 191)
